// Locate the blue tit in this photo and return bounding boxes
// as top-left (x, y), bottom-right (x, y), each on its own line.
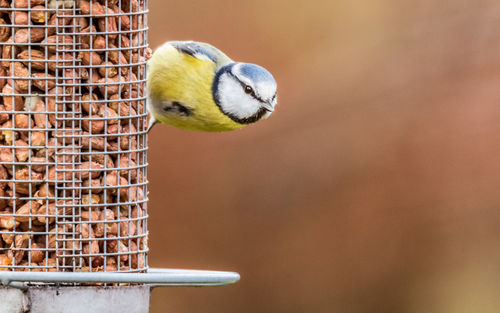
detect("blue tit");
top-left (147, 41), bottom-right (278, 132)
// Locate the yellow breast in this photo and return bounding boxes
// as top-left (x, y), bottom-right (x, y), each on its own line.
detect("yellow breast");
top-left (147, 43), bottom-right (244, 132)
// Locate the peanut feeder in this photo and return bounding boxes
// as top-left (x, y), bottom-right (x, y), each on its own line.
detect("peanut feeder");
top-left (0, 0), bottom-right (149, 274)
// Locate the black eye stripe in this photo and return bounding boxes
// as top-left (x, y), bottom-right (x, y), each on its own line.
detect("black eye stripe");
top-left (224, 70), bottom-right (266, 103)
top-left (238, 81), bottom-right (265, 103)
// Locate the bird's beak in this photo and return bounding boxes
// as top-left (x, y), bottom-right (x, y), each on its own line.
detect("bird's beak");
top-left (262, 102), bottom-right (274, 113)
top-left (147, 115), bottom-right (158, 133)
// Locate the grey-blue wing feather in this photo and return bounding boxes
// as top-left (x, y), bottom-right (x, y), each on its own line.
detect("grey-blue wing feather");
top-left (169, 41), bottom-right (233, 69)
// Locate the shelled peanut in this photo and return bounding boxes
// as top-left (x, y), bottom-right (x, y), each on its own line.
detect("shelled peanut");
top-left (0, 0), bottom-right (149, 272)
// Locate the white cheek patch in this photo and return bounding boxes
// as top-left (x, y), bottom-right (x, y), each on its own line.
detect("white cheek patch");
top-left (218, 74), bottom-right (261, 119)
top-left (255, 80), bottom-right (277, 101)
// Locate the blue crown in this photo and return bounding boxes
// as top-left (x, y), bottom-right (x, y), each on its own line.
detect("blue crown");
top-left (238, 63), bottom-right (276, 85)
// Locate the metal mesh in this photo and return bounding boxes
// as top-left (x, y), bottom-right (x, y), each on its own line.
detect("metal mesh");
top-left (0, 0), bottom-right (148, 275)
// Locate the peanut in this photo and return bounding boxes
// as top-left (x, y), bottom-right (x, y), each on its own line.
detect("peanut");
top-left (94, 35), bottom-right (106, 50)
top-left (79, 0), bottom-right (105, 15)
top-left (82, 115), bottom-right (105, 133)
top-left (82, 210), bottom-right (99, 222)
top-left (0, 254), bottom-right (11, 270)
top-left (42, 35), bottom-right (73, 54)
top-left (118, 156), bottom-right (138, 181)
top-left (1, 233), bottom-right (13, 245)
top-left (80, 223), bottom-right (94, 239)
top-left (43, 257), bottom-right (57, 272)
top-left (29, 242), bottom-right (44, 263)
top-left (0, 121), bottom-right (15, 146)
top-left (31, 131), bottom-right (45, 147)
top-left (14, 113), bottom-right (29, 129)
top-left (0, 148), bottom-right (14, 172)
top-left (97, 8), bottom-right (118, 40)
top-left (0, 68), bottom-right (5, 91)
top-left (34, 183), bottom-right (54, 199)
top-left (106, 124), bottom-right (119, 140)
top-left (117, 240), bottom-right (128, 263)
top-left (97, 75), bottom-right (122, 96)
top-left (36, 202), bottom-right (55, 224)
top-left (82, 178), bottom-right (103, 194)
top-left (80, 161), bottom-right (104, 180)
top-left (47, 53), bottom-right (73, 72)
top-left (98, 61), bottom-right (118, 78)
top-left (12, 11), bottom-right (29, 25)
top-left (80, 24), bottom-right (96, 47)
top-left (0, 17), bottom-right (8, 41)
top-left (15, 201), bottom-right (40, 222)
top-left (12, 0), bottom-right (28, 8)
top-left (14, 28), bottom-right (45, 43)
top-left (83, 153), bottom-right (114, 169)
top-left (119, 220), bottom-right (136, 238)
top-left (79, 51), bottom-right (102, 66)
top-left (0, 215), bottom-right (19, 230)
top-left (2, 84), bottom-right (23, 111)
top-left (98, 105), bottom-right (118, 124)
top-left (112, 6), bottom-right (130, 31)
top-left (9, 234), bottom-right (29, 264)
top-left (32, 99), bottom-right (51, 129)
top-left (94, 208), bottom-right (116, 237)
top-left (14, 167), bottom-right (43, 194)
top-left (1, 37), bottom-right (14, 68)
top-left (46, 11), bottom-right (72, 36)
top-left (82, 93), bottom-right (99, 115)
top-left (0, 189), bottom-right (6, 210)
top-left (32, 72), bottom-right (56, 90)
top-left (12, 62), bottom-right (30, 92)
top-left (108, 44), bottom-right (128, 69)
top-left (14, 139), bottom-right (29, 162)
top-left (17, 49), bottom-right (46, 71)
top-left (0, 164), bottom-right (7, 189)
top-left (30, 5), bottom-right (46, 23)
top-left (83, 240), bottom-right (99, 255)
top-left (81, 132), bottom-right (108, 151)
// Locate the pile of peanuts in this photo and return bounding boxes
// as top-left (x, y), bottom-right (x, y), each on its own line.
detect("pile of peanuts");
top-left (0, 0), bottom-right (149, 273)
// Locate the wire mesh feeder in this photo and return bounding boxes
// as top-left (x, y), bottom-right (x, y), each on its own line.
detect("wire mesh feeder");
top-left (0, 0), bottom-right (149, 275)
top-left (0, 0), bottom-right (239, 291)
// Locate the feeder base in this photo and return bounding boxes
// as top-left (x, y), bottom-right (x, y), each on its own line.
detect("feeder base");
top-left (0, 285), bottom-right (151, 313)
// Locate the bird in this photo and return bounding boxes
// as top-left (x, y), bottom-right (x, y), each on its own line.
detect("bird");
top-left (146, 41), bottom-right (277, 132)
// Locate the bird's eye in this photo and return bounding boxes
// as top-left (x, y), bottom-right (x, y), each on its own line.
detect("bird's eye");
top-left (244, 85), bottom-right (253, 95)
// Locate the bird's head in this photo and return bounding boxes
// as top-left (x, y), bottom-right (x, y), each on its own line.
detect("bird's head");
top-left (212, 63), bottom-right (277, 125)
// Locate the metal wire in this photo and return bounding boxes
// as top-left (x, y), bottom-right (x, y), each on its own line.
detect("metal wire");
top-left (0, 0), bottom-right (149, 277)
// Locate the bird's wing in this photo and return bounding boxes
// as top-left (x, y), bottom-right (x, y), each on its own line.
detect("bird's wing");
top-left (168, 41), bottom-right (233, 69)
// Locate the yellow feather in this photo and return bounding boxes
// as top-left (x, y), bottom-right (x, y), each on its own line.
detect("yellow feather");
top-left (147, 44), bottom-right (244, 132)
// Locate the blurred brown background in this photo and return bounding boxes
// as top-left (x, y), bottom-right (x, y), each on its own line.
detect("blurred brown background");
top-left (147, 1), bottom-right (500, 312)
